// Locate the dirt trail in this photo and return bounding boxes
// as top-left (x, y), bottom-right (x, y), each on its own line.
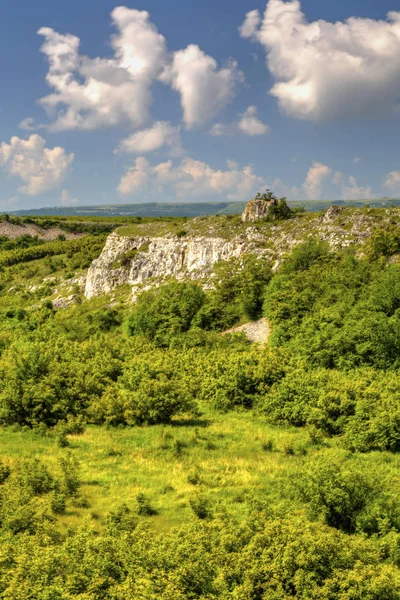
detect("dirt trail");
top-left (224, 317), bottom-right (270, 345)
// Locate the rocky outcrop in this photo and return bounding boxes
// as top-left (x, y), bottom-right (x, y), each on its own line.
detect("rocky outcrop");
top-left (85, 232), bottom-right (254, 299)
top-left (242, 198), bottom-right (274, 222)
top-left (241, 196), bottom-right (291, 223)
top-left (85, 206), bottom-right (397, 299)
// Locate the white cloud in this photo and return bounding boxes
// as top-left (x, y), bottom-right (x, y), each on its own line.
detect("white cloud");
top-left (118, 156), bottom-right (265, 199)
top-left (160, 45), bottom-right (242, 128)
top-left (210, 105), bottom-right (269, 136)
top-left (19, 118), bottom-right (45, 132)
top-left (118, 157), bottom-right (151, 195)
top-left (35, 9), bottom-right (167, 132)
top-left (116, 121), bottom-right (182, 155)
top-left (239, 9), bottom-right (261, 39)
top-left (60, 189), bottom-right (80, 206)
top-left (240, 0), bottom-right (400, 121)
top-left (238, 106), bottom-right (269, 135)
top-left (385, 171), bottom-right (400, 194)
top-left (27, 9), bottom-right (241, 134)
top-left (333, 171), bottom-right (374, 199)
top-left (303, 162), bottom-right (331, 199)
top-left (341, 176), bottom-right (373, 200)
top-left (353, 156), bottom-right (361, 164)
top-left (0, 134), bottom-right (74, 196)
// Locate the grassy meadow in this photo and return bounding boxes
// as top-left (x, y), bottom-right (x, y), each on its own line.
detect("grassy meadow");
top-left (0, 407), bottom-right (313, 532)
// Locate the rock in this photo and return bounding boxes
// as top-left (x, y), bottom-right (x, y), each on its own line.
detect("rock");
top-left (84, 205), bottom-right (393, 300)
top-left (223, 317), bottom-right (270, 345)
top-left (85, 233), bottom-right (251, 299)
top-left (322, 205), bottom-right (344, 223)
top-left (241, 195), bottom-right (291, 223)
top-left (242, 197), bottom-right (277, 223)
top-left (52, 294), bottom-right (80, 309)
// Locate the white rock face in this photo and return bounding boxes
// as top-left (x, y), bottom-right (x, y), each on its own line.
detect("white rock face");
top-left (84, 232), bottom-right (251, 299)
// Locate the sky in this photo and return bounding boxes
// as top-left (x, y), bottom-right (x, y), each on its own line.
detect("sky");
top-left (1, 0), bottom-right (400, 210)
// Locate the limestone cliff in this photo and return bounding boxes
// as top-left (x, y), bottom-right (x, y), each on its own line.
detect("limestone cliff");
top-left (84, 205), bottom-right (396, 299)
top-left (85, 232), bottom-right (258, 299)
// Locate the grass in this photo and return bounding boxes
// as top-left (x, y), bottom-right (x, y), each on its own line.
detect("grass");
top-left (2, 406), bottom-right (399, 534)
top-left (117, 212), bottom-right (320, 241)
top-left (0, 408), bottom-right (311, 532)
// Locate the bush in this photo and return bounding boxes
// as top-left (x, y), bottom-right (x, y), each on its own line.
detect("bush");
top-left (126, 281), bottom-right (206, 346)
top-left (296, 453), bottom-right (400, 535)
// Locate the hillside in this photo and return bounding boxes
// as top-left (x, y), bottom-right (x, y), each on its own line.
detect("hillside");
top-left (0, 206), bottom-right (400, 597)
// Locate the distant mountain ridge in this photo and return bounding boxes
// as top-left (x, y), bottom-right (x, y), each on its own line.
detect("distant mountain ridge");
top-left (9, 198), bottom-right (400, 218)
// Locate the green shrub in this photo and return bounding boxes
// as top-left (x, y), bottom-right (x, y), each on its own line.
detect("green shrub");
top-left (126, 281), bottom-right (206, 346)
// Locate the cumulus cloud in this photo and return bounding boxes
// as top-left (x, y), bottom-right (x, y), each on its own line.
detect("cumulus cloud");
top-left (341, 176), bottom-right (373, 200)
top-left (385, 171), bottom-right (400, 194)
top-left (239, 9), bottom-right (261, 39)
top-left (303, 162), bottom-right (331, 199)
top-left (333, 172), bottom-right (373, 199)
top-left (240, 0), bottom-right (400, 121)
top-left (118, 157), bottom-right (151, 195)
top-left (238, 106), bottom-right (269, 135)
top-left (60, 189), bottom-right (80, 206)
top-left (116, 121), bottom-right (182, 155)
top-left (210, 105), bottom-right (269, 136)
top-left (35, 9), bottom-right (167, 132)
top-left (0, 134), bottom-right (74, 196)
top-left (25, 8), bottom-right (240, 134)
top-left (160, 45), bottom-right (242, 128)
top-left (118, 156), bottom-right (265, 199)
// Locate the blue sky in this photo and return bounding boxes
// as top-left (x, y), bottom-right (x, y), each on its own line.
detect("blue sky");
top-left (1, 0), bottom-right (400, 209)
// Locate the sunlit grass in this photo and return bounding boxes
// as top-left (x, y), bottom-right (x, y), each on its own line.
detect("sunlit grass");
top-left (0, 408), bottom-right (314, 531)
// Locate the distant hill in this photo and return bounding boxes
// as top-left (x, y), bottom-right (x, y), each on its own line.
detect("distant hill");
top-left (9, 198), bottom-right (400, 218)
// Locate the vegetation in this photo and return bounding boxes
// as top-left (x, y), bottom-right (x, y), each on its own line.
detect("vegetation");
top-left (0, 210), bottom-right (399, 596)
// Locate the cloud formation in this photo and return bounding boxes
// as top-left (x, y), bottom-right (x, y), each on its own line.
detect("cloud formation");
top-left (37, 9), bottom-right (166, 132)
top-left (161, 45), bottom-right (242, 129)
top-left (341, 176), bottom-right (373, 200)
top-left (116, 121), bottom-right (182, 155)
top-left (303, 162), bottom-right (331, 199)
top-left (26, 8), bottom-right (239, 134)
top-left (0, 135), bottom-right (74, 196)
top-left (240, 0), bottom-right (400, 121)
top-left (210, 106), bottom-right (269, 136)
top-left (118, 156), bottom-right (265, 199)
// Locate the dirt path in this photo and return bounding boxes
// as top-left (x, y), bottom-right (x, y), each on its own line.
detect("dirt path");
top-left (224, 317), bottom-right (270, 345)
